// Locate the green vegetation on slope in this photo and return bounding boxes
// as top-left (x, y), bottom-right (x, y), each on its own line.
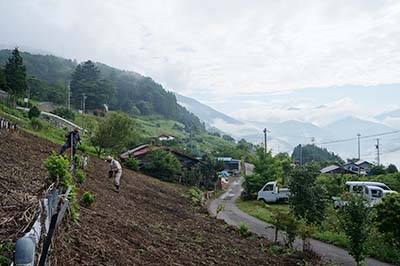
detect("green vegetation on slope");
top-left (0, 49), bottom-right (204, 131)
top-left (292, 144), bottom-right (344, 166)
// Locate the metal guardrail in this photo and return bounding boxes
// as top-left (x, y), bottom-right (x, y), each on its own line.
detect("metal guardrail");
top-left (16, 106), bottom-right (83, 131)
top-left (13, 185), bottom-right (71, 266)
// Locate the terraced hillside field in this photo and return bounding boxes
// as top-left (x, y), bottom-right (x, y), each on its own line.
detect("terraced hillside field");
top-left (0, 130), bottom-right (319, 265)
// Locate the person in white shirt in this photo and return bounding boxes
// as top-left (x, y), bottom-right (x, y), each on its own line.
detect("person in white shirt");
top-left (106, 155), bottom-right (122, 192)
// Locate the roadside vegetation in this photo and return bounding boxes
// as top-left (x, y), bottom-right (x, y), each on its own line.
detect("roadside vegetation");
top-left (239, 148), bottom-right (400, 264)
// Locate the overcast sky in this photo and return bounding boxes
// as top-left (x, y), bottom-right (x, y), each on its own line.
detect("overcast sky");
top-left (1, 0), bottom-right (400, 125)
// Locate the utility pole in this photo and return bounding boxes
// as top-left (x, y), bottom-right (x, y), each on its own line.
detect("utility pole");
top-left (263, 128), bottom-right (270, 154)
top-left (299, 144), bottom-right (303, 166)
top-left (376, 138), bottom-right (380, 166)
top-left (67, 83), bottom-right (71, 109)
top-left (81, 93), bottom-right (87, 113)
top-left (357, 133), bottom-right (361, 160)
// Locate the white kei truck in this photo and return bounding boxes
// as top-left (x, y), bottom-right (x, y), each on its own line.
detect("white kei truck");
top-left (257, 181), bottom-right (290, 203)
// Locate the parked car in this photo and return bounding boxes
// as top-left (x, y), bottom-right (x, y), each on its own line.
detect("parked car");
top-left (257, 181), bottom-right (290, 203)
top-left (332, 181), bottom-right (398, 208)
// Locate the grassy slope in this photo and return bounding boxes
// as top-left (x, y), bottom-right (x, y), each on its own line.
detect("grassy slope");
top-left (1, 102), bottom-right (239, 161)
top-left (236, 200), bottom-right (400, 264)
top-left (0, 105), bottom-right (65, 144)
top-left (73, 112), bottom-right (237, 157)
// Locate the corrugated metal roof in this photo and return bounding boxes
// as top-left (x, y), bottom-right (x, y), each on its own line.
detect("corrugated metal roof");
top-left (320, 165), bottom-right (340, 173)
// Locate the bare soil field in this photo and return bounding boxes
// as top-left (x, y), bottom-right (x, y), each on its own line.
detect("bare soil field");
top-left (0, 131), bottom-right (55, 242)
top-left (1, 131), bottom-right (320, 265)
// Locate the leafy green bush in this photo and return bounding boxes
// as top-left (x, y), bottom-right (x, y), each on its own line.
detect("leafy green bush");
top-left (181, 166), bottom-right (202, 186)
top-left (271, 210), bottom-right (298, 248)
top-left (44, 154), bottom-right (79, 222)
top-left (0, 241), bottom-right (13, 266)
top-left (369, 165), bottom-right (386, 176)
top-left (242, 149), bottom-right (283, 199)
top-left (269, 244), bottom-right (284, 255)
top-left (90, 112), bottom-right (140, 155)
top-left (316, 174), bottom-right (350, 198)
top-left (76, 169), bottom-right (86, 184)
top-left (189, 187), bottom-right (204, 206)
top-left (82, 192), bottom-right (96, 207)
top-left (69, 185), bottom-right (79, 222)
top-left (339, 193), bottom-right (373, 265)
top-left (30, 117), bottom-right (43, 130)
top-left (143, 150), bottom-right (182, 182)
top-left (72, 154), bottom-right (80, 165)
top-left (238, 222), bottom-right (251, 238)
top-left (289, 164), bottom-right (326, 225)
top-left (296, 218), bottom-right (315, 251)
top-left (44, 154), bottom-right (71, 184)
top-left (52, 107), bottom-right (75, 121)
top-left (375, 193), bottom-right (400, 249)
top-left (242, 174), bottom-right (265, 200)
top-left (367, 173), bottom-right (400, 192)
top-left (28, 105), bottom-right (41, 119)
top-left (125, 157), bottom-right (139, 171)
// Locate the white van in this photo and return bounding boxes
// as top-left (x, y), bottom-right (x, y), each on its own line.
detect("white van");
top-left (333, 181), bottom-right (397, 208)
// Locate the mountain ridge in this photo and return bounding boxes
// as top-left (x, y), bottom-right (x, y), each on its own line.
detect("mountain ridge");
top-left (0, 49), bottom-right (205, 131)
top-left (175, 93), bottom-right (243, 127)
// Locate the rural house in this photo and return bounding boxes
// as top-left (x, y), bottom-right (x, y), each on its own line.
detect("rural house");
top-left (344, 160), bottom-right (373, 175)
top-left (120, 144), bottom-right (199, 169)
top-left (320, 165), bottom-right (358, 175)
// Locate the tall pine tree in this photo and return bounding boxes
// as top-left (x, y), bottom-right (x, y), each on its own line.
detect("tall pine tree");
top-left (4, 48), bottom-right (27, 98)
top-left (0, 67), bottom-right (6, 91)
top-left (70, 60), bottom-right (115, 111)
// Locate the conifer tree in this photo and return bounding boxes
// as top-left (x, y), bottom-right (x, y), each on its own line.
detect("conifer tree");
top-left (5, 48), bottom-right (27, 98)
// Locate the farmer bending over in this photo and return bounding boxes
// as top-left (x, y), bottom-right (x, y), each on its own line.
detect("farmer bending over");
top-left (59, 127), bottom-right (81, 156)
top-left (106, 156), bottom-right (122, 192)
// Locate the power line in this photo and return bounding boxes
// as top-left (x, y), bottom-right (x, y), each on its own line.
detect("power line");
top-left (315, 129), bottom-right (400, 146)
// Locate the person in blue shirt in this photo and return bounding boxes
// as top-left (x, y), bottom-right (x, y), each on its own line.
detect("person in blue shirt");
top-left (59, 127), bottom-right (81, 156)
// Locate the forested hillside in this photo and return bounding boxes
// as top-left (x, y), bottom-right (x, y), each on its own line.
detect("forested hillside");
top-left (0, 49), bottom-right (204, 131)
top-left (292, 144), bottom-right (344, 166)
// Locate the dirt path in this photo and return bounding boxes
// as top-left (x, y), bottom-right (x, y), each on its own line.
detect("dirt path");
top-left (208, 177), bottom-right (393, 266)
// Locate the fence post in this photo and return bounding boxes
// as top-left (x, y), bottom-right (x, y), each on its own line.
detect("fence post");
top-left (38, 212), bottom-right (59, 266)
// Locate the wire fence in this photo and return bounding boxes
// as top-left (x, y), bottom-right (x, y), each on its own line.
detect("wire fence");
top-left (0, 117), bottom-right (18, 131)
top-left (13, 185), bottom-right (71, 266)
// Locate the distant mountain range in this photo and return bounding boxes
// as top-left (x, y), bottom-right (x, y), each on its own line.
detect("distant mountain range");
top-left (175, 93), bottom-right (243, 127)
top-left (376, 108), bottom-right (400, 120)
top-left (324, 116), bottom-right (395, 139)
top-left (178, 93), bottom-right (400, 166)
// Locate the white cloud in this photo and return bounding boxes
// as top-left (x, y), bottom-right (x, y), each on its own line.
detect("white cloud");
top-left (1, 0), bottom-right (400, 124)
top-left (229, 97), bottom-right (382, 126)
top-left (2, 0), bottom-right (400, 95)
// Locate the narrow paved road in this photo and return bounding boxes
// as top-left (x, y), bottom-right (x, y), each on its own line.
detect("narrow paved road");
top-left (209, 177), bottom-right (392, 266)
